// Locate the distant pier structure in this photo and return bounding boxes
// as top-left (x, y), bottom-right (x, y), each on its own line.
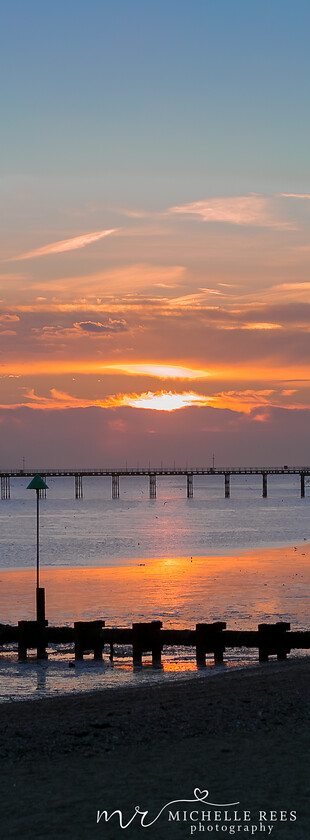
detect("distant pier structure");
top-left (0, 466), bottom-right (310, 500)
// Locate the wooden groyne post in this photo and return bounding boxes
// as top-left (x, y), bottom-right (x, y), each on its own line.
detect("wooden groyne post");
top-left (196, 621), bottom-right (227, 665)
top-left (18, 619), bottom-right (48, 660)
top-left (74, 620), bottom-right (105, 660)
top-left (132, 620), bottom-right (163, 665)
top-left (258, 621), bottom-right (291, 661)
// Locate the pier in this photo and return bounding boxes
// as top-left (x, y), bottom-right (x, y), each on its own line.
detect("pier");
top-left (0, 466), bottom-right (310, 499)
top-left (1, 619), bottom-right (309, 665)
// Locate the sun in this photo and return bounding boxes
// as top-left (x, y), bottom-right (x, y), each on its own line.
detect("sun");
top-left (124, 391), bottom-right (209, 411)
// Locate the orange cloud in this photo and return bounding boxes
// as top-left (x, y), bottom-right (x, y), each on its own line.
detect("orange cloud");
top-left (8, 228), bottom-right (117, 261)
top-left (1, 386), bottom-right (308, 415)
top-left (273, 282), bottom-right (310, 292)
top-left (10, 388), bottom-right (210, 412)
top-left (240, 322), bottom-right (282, 330)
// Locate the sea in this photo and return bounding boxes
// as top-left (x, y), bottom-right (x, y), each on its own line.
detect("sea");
top-left (0, 473), bottom-right (309, 701)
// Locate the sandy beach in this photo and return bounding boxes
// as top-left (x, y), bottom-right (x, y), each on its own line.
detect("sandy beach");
top-left (0, 659), bottom-right (308, 840)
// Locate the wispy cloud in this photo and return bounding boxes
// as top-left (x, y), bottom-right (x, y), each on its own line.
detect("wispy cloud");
top-left (279, 193), bottom-right (310, 199)
top-left (273, 282), bottom-right (310, 291)
top-left (8, 229), bottom-right (118, 261)
top-left (240, 322), bottom-right (282, 330)
top-left (26, 264), bottom-right (186, 297)
top-left (106, 363), bottom-right (211, 379)
top-left (0, 273), bottom-right (28, 280)
top-left (166, 195), bottom-right (292, 229)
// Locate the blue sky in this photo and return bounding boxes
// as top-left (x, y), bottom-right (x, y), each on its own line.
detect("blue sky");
top-left (1, 0), bottom-right (310, 192)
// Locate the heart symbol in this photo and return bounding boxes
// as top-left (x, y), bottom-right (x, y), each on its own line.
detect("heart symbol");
top-left (194, 788), bottom-right (209, 801)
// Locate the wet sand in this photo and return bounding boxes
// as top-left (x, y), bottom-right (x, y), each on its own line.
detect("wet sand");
top-left (0, 659), bottom-right (309, 840)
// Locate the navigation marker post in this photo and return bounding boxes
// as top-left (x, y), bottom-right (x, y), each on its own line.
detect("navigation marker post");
top-left (27, 474), bottom-right (49, 625)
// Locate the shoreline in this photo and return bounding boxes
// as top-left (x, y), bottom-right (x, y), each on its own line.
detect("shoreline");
top-left (0, 659), bottom-right (308, 839)
top-left (0, 655), bottom-right (308, 714)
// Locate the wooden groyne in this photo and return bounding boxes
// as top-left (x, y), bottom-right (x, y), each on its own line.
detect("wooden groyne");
top-left (0, 620), bottom-right (309, 665)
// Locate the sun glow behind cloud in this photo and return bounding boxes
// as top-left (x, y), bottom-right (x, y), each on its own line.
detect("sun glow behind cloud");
top-left (6, 389), bottom-right (211, 412)
top-left (122, 391), bottom-right (209, 411)
top-left (106, 363), bottom-right (211, 379)
top-left (2, 387), bottom-right (307, 415)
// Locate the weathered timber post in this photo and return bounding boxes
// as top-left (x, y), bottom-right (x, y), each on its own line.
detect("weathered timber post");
top-left (300, 473), bottom-right (305, 498)
top-left (112, 474), bottom-right (120, 499)
top-left (132, 621), bottom-right (163, 665)
top-left (225, 473), bottom-right (230, 498)
top-left (258, 622), bottom-right (291, 662)
top-left (149, 474), bottom-right (156, 499)
top-left (196, 621), bottom-right (227, 665)
top-left (187, 473), bottom-right (193, 498)
top-left (74, 620), bottom-right (105, 660)
top-left (262, 472), bottom-right (268, 498)
top-left (18, 621), bottom-right (30, 659)
top-left (75, 474), bottom-right (83, 499)
top-left (18, 619), bottom-right (48, 660)
top-left (36, 587), bottom-right (46, 657)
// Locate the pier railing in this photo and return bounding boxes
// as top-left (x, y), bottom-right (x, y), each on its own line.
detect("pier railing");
top-left (1, 466), bottom-right (310, 499)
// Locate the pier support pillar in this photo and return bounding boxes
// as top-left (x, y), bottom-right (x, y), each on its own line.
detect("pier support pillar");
top-left (262, 472), bottom-right (268, 498)
top-left (300, 473), bottom-right (305, 498)
top-left (75, 474), bottom-right (83, 499)
top-left (224, 473), bottom-right (230, 498)
top-left (112, 474), bottom-right (120, 499)
top-left (149, 474), bottom-right (157, 499)
top-left (187, 473), bottom-right (193, 498)
top-left (1, 476), bottom-right (10, 500)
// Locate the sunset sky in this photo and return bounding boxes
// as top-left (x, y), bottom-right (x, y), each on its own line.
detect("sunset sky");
top-left (1, 0), bottom-right (310, 468)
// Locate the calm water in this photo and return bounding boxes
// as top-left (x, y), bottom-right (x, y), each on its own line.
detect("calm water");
top-left (0, 475), bottom-right (309, 701)
top-left (0, 474), bottom-right (310, 569)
